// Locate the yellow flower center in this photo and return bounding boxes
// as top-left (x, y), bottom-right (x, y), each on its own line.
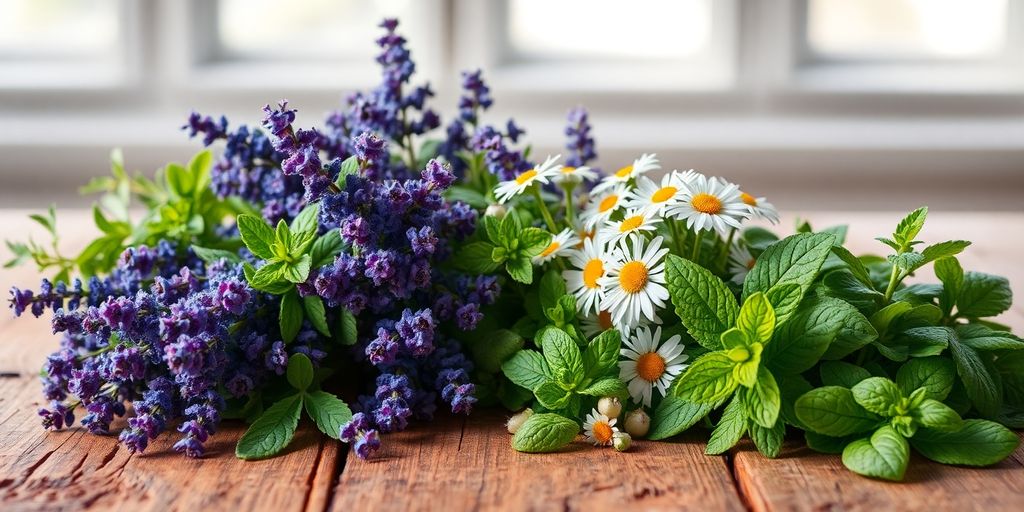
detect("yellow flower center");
top-left (598, 194), bottom-right (619, 213)
top-left (561, 166), bottom-right (576, 174)
top-left (618, 261), bottom-right (649, 294)
top-left (592, 420), bottom-right (614, 444)
top-left (515, 169), bottom-right (538, 185)
top-left (619, 215), bottom-right (645, 233)
top-left (637, 352), bottom-right (666, 382)
top-left (740, 192), bottom-right (757, 206)
top-left (691, 193), bottom-right (723, 214)
top-left (651, 186), bottom-right (677, 203)
top-left (615, 165), bottom-right (633, 178)
top-left (598, 310), bottom-right (613, 330)
top-left (583, 259), bottom-right (604, 289)
top-left (540, 241), bottom-right (561, 258)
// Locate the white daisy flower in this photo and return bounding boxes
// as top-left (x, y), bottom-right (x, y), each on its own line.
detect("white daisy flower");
top-left (580, 184), bottom-right (628, 230)
top-left (599, 208), bottom-right (662, 245)
top-left (740, 192), bottom-right (780, 224)
top-left (532, 228), bottom-right (579, 265)
top-left (618, 325), bottom-right (689, 407)
top-left (599, 235), bottom-right (670, 328)
top-left (564, 235), bottom-right (615, 315)
top-left (552, 165), bottom-right (598, 185)
top-left (581, 310), bottom-right (618, 339)
top-left (666, 175), bottom-right (750, 237)
top-left (584, 408), bottom-right (619, 446)
top-left (729, 243), bottom-right (757, 285)
top-left (591, 153), bottom-right (659, 194)
top-left (494, 154), bottom-right (562, 204)
top-left (623, 172), bottom-right (687, 214)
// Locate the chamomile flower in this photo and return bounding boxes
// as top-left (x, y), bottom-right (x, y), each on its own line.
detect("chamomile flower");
top-left (584, 409), bottom-right (619, 446)
top-left (740, 192), bottom-right (780, 224)
top-left (552, 165), bottom-right (598, 185)
top-left (729, 242), bottom-right (757, 285)
top-left (599, 235), bottom-right (670, 328)
top-left (600, 208), bottom-right (662, 245)
top-left (580, 184), bottom-right (628, 229)
top-left (533, 228), bottom-right (579, 265)
top-left (618, 325), bottom-right (689, 407)
top-left (624, 172), bottom-right (687, 214)
top-left (494, 154), bottom-right (562, 203)
top-left (581, 310), bottom-right (619, 339)
top-left (591, 153), bottom-right (659, 194)
top-left (666, 175), bottom-right (750, 237)
top-left (564, 236), bottom-right (615, 315)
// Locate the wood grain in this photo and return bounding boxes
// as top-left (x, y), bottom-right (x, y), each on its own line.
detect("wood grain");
top-left (330, 410), bottom-right (746, 512)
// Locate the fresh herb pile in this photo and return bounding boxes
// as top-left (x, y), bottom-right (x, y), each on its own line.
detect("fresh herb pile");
top-left (7, 19), bottom-right (1022, 481)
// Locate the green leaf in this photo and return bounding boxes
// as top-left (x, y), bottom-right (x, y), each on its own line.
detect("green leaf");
top-left (483, 215), bottom-right (503, 245)
top-left (821, 302), bottom-right (878, 360)
top-left (248, 260), bottom-right (289, 292)
top-left (665, 254), bottom-right (739, 350)
top-left (290, 203), bottom-right (320, 234)
top-left (286, 352), bottom-right (314, 391)
top-left (302, 295), bottom-right (330, 336)
top-left (310, 230), bottom-right (344, 269)
top-left (457, 241), bottom-right (501, 273)
top-left (338, 308), bottom-right (358, 345)
top-left (949, 333), bottom-right (1002, 417)
top-left (191, 245), bottom-right (242, 265)
top-left (913, 399), bottom-right (962, 432)
top-left (842, 426), bottom-right (909, 481)
top-left (737, 292), bottom-right (775, 345)
top-left (579, 377), bottom-right (628, 398)
top-left (910, 419), bottom-right (1020, 466)
top-left (830, 245), bottom-right (874, 288)
top-left (957, 271), bottom-right (1012, 318)
top-left (334, 156), bottom-right (359, 188)
top-left (506, 255), bottom-right (533, 284)
top-left (895, 356), bottom-right (955, 400)
top-left (706, 396), bottom-right (747, 455)
top-left (535, 381), bottom-right (573, 409)
top-left (648, 396), bottom-right (713, 440)
top-left (675, 352), bottom-right (739, 404)
top-left (282, 253), bottom-right (313, 283)
top-left (519, 227), bottom-right (552, 257)
top-left (805, 431), bottom-right (855, 454)
top-left (795, 386), bottom-right (881, 437)
top-left (934, 256), bottom-right (963, 316)
top-left (743, 366), bottom-right (780, 429)
top-left (444, 185), bottom-right (489, 209)
top-left (820, 361), bottom-right (871, 388)
top-left (750, 419), bottom-right (785, 458)
top-left (956, 324), bottom-right (1024, 351)
top-left (539, 328), bottom-right (584, 386)
top-left (166, 162), bottom-right (195, 197)
top-left (469, 329), bottom-right (524, 374)
top-left (742, 232), bottom-right (836, 311)
top-left (869, 301), bottom-right (913, 334)
top-left (539, 269), bottom-right (567, 312)
top-left (720, 328), bottom-right (749, 350)
top-left (275, 219), bottom-right (293, 252)
top-left (511, 413), bottom-right (579, 453)
top-left (304, 391), bottom-right (353, 440)
top-left (765, 297), bottom-right (847, 375)
top-left (237, 214), bottom-right (276, 260)
top-left (916, 240), bottom-right (971, 269)
top-left (582, 329), bottom-right (621, 380)
top-left (279, 290), bottom-right (303, 343)
top-left (893, 207), bottom-right (927, 248)
top-left (851, 377), bottom-right (903, 417)
top-left (502, 350), bottom-right (552, 391)
top-left (236, 394), bottom-right (303, 460)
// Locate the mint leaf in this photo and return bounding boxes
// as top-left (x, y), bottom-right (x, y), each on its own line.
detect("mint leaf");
top-left (511, 413), bottom-right (579, 453)
top-left (520, 227), bottom-right (552, 257)
top-left (579, 377), bottom-right (627, 398)
top-left (236, 394), bottom-right (303, 460)
top-left (338, 308), bottom-right (357, 345)
top-left (765, 297), bottom-right (846, 375)
top-left (310, 230), bottom-right (344, 268)
top-left (796, 386), bottom-right (881, 437)
top-left (742, 232), bottom-right (836, 321)
top-left (956, 324), bottom-right (1024, 351)
top-left (893, 207), bottom-right (927, 248)
top-left (830, 245), bottom-right (873, 288)
top-left (237, 214), bottom-right (275, 260)
top-left (539, 327), bottom-right (584, 386)
top-left (502, 350), bottom-right (551, 391)
top-left (483, 215), bottom-right (503, 245)
top-left (303, 295), bottom-right (330, 336)
top-left (282, 253), bottom-right (312, 283)
top-left (706, 396), bottom-right (747, 455)
top-left (749, 419), bottom-right (785, 458)
top-left (842, 426), bottom-right (909, 481)
top-left (851, 377), bottom-right (903, 417)
top-left (720, 328), bottom-right (749, 350)
top-left (737, 292), bottom-right (775, 345)
top-left (913, 399), bottom-right (962, 432)
top-left (506, 255), bottom-right (533, 284)
top-left (910, 419), bottom-right (1020, 466)
top-left (539, 269), bottom-right (567, 312)
top-left (949, 333), bottom-right (1002, 417)
top-left (286, 352), bottom-right (314, 391)
top-left (895, 356), bottom-right (955, 400)
top-left (191, 245), bottom-right (242, 265)
top-left (665, 254), bottom-right (739, 350)
top-left (457, 241), bottom-right (501, 273)
top-left (535, 381), bottom-right (573, 409)
top-left (279, 290), bottom-right (303, 343)
top-left (820, 361), bottom-right (871, 388)
top-left (820, 301), bottom-right (878, 360)
top-left (934, 256), bottom-right (963, 316)
top-left (333, 156), bottom-right (359, 188)
top-left (582, 329), bottom-right (621, 380)
top-left (743, 366), bottom-right (780, 429)
top-left (957, 271), bottom-right (1012, 318)
top-left (290, 203), bottom-right (319, 234)
top-left (648, 395), bottom-right (712, 441)
top-left (249, 260), bottom-right (288, 291)
top-left (675, 352), bottom-right (738, 404)
top-left (469, 329), bottom-right (523, 374)
top-left (304, 391), bottom-right (352, 439)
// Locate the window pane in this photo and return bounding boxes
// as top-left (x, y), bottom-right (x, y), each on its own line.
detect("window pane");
top-left (806, 0), bottom-right (1008, 59)
top-left (0, 0), bottom-right (119, 60)
top-left (217, 0), bottom-right (416, 60)
top-left (507, 0), bottom-right (713, 60)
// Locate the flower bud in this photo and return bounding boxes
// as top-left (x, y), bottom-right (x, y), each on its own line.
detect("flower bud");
top-left (613, 431), bottom-right (632, 452)
top-left (597, 397), bottom-right (622, 419)
top-left (485, 204), bottom-right (507, 218)
top-left (624, 409), bottom-right (650, 438)
top-left (506, 408), bottom-right (533, 434)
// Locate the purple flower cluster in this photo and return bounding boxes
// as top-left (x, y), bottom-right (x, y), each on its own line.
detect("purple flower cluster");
top-left (565, 107), bottom-right (597, 167)
top-left (470, 124), bottom-right (530, 182)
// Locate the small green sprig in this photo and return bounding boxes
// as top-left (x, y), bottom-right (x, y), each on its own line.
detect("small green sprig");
top-left (455, 210), bottom-right (551, 284)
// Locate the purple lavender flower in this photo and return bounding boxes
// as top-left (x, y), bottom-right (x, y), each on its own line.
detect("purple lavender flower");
top-left (216, 279), bottom-right (250, 315)
top-left (565, 106), bottom-right (597, 167)
top-left (38, 402), bottom-right (75, 430)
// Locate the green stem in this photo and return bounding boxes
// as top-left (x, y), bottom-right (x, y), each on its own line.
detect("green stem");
top-left (563, 182), bottom-right (577, 229)
top-left (691, 230), bottom-right (705, 262)
top-left (718, 229), bottom-right (736, 273)
top-left (532, 187), bottom-right (559, 233)
top-left (882, 264), bottom-right (901, 303)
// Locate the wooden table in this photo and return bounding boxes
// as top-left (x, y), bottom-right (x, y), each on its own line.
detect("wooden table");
top-left (1, 210), bottom-right (1022, 512)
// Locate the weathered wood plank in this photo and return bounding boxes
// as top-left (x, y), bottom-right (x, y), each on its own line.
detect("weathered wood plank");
top-left (331, 410), bottom-right (746, 512)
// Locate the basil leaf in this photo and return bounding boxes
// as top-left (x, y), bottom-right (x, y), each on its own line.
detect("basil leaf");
top-left (665, 254), bottom-right (739, 350)
top-left (456, 241), bottom-right (501, 273)
top-left (303, 390), bottom-right (352, 439)
top-left (912, 399), bottom-right (962, 432)
top-left (236, 394), bottom-right (303, 460)
top-left (765, 297), bottom-right (846, 375)
top-left (841, 426), bottom-right (909, 481)
top-left (956, 324), bottom-right (1024, 351)
top-left (949, 332), bottom-right (1002, 417)
top-left (511, 413), bottom-right (579, 453)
